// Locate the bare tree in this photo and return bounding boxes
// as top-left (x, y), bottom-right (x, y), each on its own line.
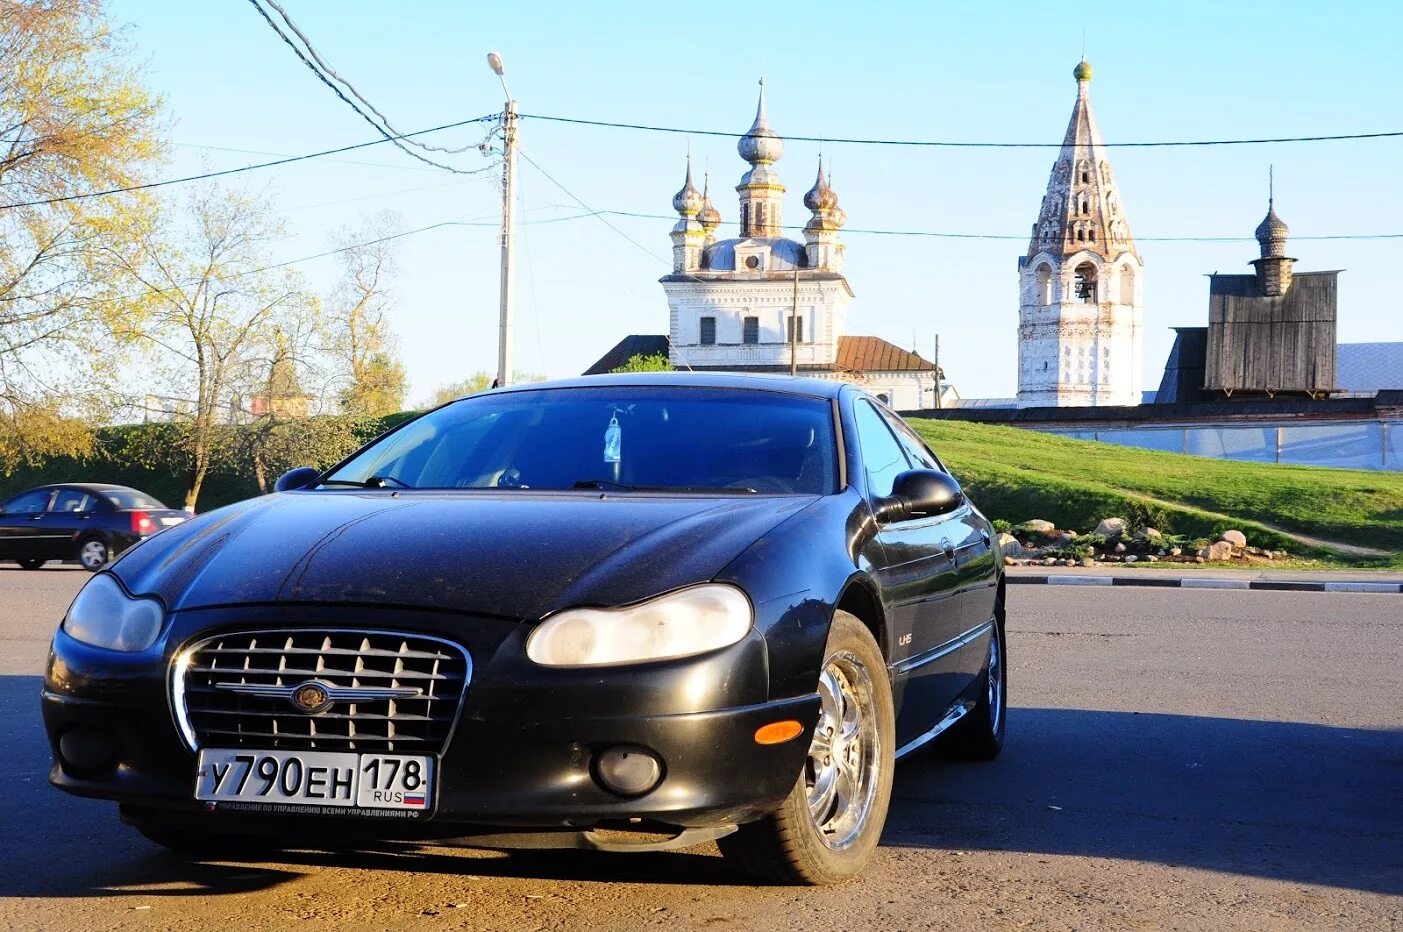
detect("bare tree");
top-left (113, 185), bottom-right (313, 509)
top-left (326, 213), bottom-right (406, 417)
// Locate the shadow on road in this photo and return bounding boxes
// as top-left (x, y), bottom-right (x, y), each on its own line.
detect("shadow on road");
top-left (890, 707), bottom-right (1403, 896)
top-left (3, 669), bottom-right (1399, 898)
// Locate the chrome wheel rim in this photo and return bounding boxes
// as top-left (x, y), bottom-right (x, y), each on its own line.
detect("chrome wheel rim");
top-left (988, 629), bottom-right (1004, 734)
top-left (805, 650), bottom-right (881, 851)
top-left (79, 541), bottom-right (107, 569)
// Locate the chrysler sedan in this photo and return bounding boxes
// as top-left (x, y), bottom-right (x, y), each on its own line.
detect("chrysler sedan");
top-left (42, 374), bottom-right (1005, 884)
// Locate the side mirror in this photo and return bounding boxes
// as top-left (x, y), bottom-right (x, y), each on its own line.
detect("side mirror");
top-left (274, 466), bottom-right (321, 493)
top-left (875, 469), bottom-right (964, 523)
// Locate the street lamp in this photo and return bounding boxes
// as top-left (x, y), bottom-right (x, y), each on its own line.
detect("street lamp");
top-left (488, 51), bottom-right (517, 389)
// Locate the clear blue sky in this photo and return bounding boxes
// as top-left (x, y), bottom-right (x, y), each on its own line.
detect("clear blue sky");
top-left (110, 0), bottom-right (1403, 402)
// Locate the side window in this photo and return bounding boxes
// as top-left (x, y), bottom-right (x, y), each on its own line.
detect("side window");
top-left (879, 409), bottom-right (943, 472)
top-left (852, 401), bottom-right (913, 498)
top-left (3, 490), bottom-right (53, 513)
top-left (51, 489), bottom-right (94, 513)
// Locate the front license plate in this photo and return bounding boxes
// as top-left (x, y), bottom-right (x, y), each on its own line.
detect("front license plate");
top-left (195, 749), bottom-right (433, 813)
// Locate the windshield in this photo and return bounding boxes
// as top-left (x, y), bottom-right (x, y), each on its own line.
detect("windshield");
top-left (103, 488), bottom-right (167, 510)
top-left (321, 386), bottom-right (838, 495)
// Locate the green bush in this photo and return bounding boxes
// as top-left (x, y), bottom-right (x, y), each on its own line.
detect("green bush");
top-left (0, 411), bottom-right (415, 512)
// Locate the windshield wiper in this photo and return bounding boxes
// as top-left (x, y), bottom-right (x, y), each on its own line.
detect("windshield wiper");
top-left (572, 479), bottom-right (755, 494)
top-left (319, 476), bottom-right (414, 489)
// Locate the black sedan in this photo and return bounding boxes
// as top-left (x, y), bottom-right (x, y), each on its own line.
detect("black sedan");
top-left (43, 375), bottom-right (1005, 884)
top-left (1, 483), bottom-right (188, 571)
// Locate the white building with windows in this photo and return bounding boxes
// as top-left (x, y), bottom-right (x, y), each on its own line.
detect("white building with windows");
top-left (1017, 59), bottom-right (1144, 407)
top-left (587, 82), bottom-right (947, 410)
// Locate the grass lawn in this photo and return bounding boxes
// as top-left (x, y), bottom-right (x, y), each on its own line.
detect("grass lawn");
top-left (906, 418), bottom-right (1403, 568)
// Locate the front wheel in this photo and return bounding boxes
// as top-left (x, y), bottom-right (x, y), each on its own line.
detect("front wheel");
top-left (17, 558), bottom-right (46, 570)
top-left (719, 611), bottom-right (895, 885)
top-left (77, 537), bottom-right (110, 572)
top-left (941, 617), bottom-right (1007, 760)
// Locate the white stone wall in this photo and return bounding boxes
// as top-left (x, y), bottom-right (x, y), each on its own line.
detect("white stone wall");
top-left (1018, 250), bottom-right (1143, 407)
top-left (663, 278), bottom-right (850, 370)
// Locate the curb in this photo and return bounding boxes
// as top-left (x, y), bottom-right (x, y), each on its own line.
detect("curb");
top-left (1007, 575), bottom-right (1402, 594)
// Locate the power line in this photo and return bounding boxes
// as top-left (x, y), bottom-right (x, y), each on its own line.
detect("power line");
top-left (517, 148), bottom-right (672, 264)
top-left (530, 208), bottom-right (1403, 242)
top-left (0, 114), bottom-right (498, 211)
top-left (173, 142), bottom-right (445, 174)
top-left (91, 215), bottom-right (502, 311)
top-left (245, 0), bottom-right (494, 174)
top-left (520, 112), bottom-right (1403, 149)
top-left (259, 0), bottom-right (486, 158)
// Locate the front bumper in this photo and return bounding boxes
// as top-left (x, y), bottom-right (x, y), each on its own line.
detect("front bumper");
top-left (43, 604), bottom-right (820, 834)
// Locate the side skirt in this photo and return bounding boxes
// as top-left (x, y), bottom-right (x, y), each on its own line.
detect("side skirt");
top-left (893, 699), bottom-right (976, 760)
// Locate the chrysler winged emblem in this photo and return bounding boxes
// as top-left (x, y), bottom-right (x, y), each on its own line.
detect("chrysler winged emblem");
top-left (291, 681), bottom-right (332, 714)
top-left (214, 678), bottom-right (423, 714)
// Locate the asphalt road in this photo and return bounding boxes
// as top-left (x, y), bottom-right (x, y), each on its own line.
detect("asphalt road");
top-left (1, 567), bottom-right (1399, 931)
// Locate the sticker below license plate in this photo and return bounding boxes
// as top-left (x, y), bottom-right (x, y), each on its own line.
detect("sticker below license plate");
top-left (195, 749), bottom-right (433, 813)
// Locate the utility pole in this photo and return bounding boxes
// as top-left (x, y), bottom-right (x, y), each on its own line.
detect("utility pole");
top-left (933, 333), bottom-right (942, 410)
top-left (488, 52), bottom-right (516, 389)
top-left (789, 265), bottom-right (800, 376)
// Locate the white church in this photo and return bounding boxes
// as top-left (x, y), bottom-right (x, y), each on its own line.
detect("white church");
top-left (585, 82), bottom-right (947, 411)
top-left (1016, 59), bottom-right (1144, 407)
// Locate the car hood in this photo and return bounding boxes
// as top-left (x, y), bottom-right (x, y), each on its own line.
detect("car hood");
top-left (111, 490), bottom-right (818, 619)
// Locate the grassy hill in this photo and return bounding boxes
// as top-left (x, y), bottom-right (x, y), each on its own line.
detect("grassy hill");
top-left (907, 418), bottom-right (1403, 566)
top-left (4, 415), bottom-right (1399, 568)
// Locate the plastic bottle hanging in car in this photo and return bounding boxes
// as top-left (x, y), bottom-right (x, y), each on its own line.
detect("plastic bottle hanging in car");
top-left (603, 414), bottom-right (622, 464)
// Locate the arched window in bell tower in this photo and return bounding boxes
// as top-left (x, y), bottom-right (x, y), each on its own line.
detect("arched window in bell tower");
top-left (1036, 263), bottom-right (1053, 305)
top-left (1074, 263), bottom-right (1098, 303)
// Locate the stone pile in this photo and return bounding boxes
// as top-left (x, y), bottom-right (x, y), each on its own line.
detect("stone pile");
top-left (997, 519), bottom-right (1288, 568)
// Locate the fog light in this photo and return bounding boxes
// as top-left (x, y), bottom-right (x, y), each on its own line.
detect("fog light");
top-left (594, 746), bottom-right (663, 797)
top-left (59, 726), bottom-right (117, 776)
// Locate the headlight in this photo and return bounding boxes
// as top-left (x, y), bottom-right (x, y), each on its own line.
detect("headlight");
top-left (62, 574), bottom-right (164, 652)
top-left (526, 584), bottom-right (753, 667)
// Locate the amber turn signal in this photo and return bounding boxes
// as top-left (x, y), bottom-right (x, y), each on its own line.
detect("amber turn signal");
top-left (753, 720), bottom-right (804, 745)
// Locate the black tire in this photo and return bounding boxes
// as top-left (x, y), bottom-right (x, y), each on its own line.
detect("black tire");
top-left (16, 558), bottom-right (45, 570)
top-left (132, 820), bottom-right (286, 858)
top-left (940, 604), bottom-right (1007, 761)
top-left (719, 611), bottom-right (895, 885)
top-left (77, 536), bottom-right (110, 572)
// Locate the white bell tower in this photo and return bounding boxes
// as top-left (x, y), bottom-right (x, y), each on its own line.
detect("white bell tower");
top-left (1018, 59), bottom-right (1144, 407)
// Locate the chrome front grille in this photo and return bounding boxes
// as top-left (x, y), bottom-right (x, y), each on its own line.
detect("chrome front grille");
top-left (173, 629), bottom-right (471, 753)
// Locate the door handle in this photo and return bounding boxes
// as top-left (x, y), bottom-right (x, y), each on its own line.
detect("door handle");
top-left (941, 539), bottom-right (956, 560)
top-left (981, 529), bottom-right (991, 546)
top-left (27, 515), bottom-right (43, 521)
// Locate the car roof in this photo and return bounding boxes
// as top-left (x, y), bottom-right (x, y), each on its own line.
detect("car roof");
top-left (31, 483), bottom-right (143, 495)
top-left (489, 371), bottom-right (849, 400)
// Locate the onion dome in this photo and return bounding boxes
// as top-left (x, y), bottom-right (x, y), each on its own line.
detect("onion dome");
top-left (671, 158), bottom-right (703, 216)
top-left (697, 173), bottom-right (722, 234)
top-left (738, 79), bottom-right (784, 165)
top-left (804, 161), bottom-right (839, 212)
top-left (803, 160), bottom-right (846, 235)
top-left (1073, 58), bottom-right (1093, 82)
top-left (1255, 199), bottom-right (1289, 256)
